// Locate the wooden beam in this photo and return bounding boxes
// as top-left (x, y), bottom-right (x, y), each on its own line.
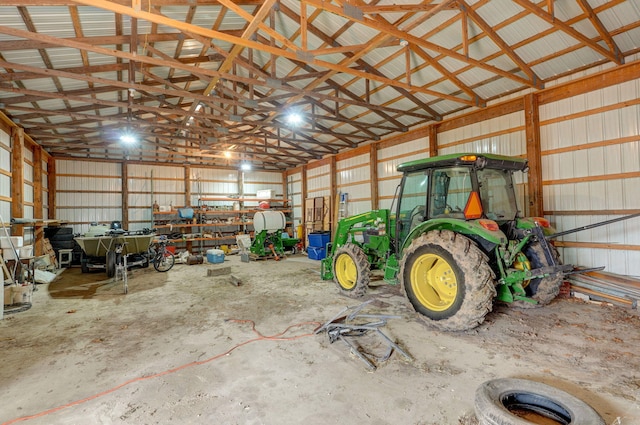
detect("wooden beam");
top-left (304, 0), bottom-right (535, 89)
top-left (185, 165), bottom-right (192, 207)
top-left (538, 60), bottom-right (640, 105)
top-left (301, 165), bottom-right (307, 241)
top-left (553, 241), bottom-right (640, 251)
top-left (33, 146), bottom-right (43, 255)
top-left (428, 124), bottom-right (438, 157)
top-left (122, 162), bottom-right (129, 229)
top-left (369, 144), bottom-right (379, 210)
top-left (11, 127), bottom-right (25, 236)
top-left (438, 98), bottom-right (524, 133)
top-left (330, 156), bottom-right (337, 232)
top-left (524, 93), bottom-right (543, 217)
top-left (512, 0), bottom-right (623, 65)
top-left (461, 0), bottom-right (541, 87)
top-left (48, 157), bottom-right (56, 220)
top-left (575, 0), bottom-right (621, 62)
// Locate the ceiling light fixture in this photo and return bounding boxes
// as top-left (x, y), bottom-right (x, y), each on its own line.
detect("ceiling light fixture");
top-left (286, 111), bottom-right (303, 127)
top-left (241, 163), bottom-right (251, 171)
top-left (120, 132), bottom-right (137, 145)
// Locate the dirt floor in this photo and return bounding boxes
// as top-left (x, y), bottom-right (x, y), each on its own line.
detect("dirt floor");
top-left (1, 254), bottom-right (639, 425)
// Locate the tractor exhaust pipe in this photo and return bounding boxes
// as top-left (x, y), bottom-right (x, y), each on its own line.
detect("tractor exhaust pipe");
top-left (546, 212), bottom-right (640, 240)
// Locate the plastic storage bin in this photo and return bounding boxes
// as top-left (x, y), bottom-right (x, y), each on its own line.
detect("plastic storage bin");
top-left (206, 249), bottom-right (225, 264)
top-left (308, 232), bottom-right (330, 248)
top-left (307, 246), bottom-right (326, 260)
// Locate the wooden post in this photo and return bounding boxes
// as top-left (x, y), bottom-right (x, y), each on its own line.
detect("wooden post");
top-left (33, 146), bottom-right (43, 255)
top-left (184, 165), bottom-right (191, 207)
top-left (329, 156), bottom-right (337, 233)
top-left (11, 127), bottom-right (24, 236)
top-left (428, 123), bottom-right (438, 157)
top-left (122, 161), bottom-right (129, 229)
top-left (301, 165), bottom-right (307, 244)
top-left (524, 93), bottom-right (543, 217)
top-left (369, 144), bottom-right (379, 210)
top-left (47, 156), bottom-right (56, 219)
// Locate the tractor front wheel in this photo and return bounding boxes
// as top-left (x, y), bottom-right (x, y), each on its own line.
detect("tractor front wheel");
top-left (332, 243), bottom-right (370, 298)
top-left (400, 230), bottom-right (496, 331)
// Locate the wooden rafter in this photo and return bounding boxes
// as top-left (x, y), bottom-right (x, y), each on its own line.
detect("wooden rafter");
top-left (0, 0), bottom-right (636, 170)
top-left (512, 0), bottom-right (624, 65)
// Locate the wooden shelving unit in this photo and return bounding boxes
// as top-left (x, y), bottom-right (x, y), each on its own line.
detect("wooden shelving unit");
top-left (151, 197), bottom-right (293, 252)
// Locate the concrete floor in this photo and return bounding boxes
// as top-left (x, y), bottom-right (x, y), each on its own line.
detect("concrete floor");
top-left (1, 255), bottom-right (639, 425)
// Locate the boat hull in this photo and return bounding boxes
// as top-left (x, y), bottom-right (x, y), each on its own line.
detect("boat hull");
top-left (75, 234), bottom-right (154, 257)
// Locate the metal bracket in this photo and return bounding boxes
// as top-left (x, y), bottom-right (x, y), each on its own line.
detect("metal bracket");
top-left (316, 301), bottom-right (412, 371)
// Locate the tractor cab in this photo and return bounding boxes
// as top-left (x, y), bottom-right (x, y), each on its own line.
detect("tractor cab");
top-left (395, 153), bottom-right (526, 252)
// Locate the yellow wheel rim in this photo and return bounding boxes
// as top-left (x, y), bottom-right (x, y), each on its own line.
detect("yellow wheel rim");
top-left (335, 253), bottom-right (357, 290)
top-left (410, 253), bottom-right (457, 312)
top-left (513, 253), bottom-right (532, 288)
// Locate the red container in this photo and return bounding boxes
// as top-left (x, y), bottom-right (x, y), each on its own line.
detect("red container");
top-left (166, 245), bottom-right (176, 254)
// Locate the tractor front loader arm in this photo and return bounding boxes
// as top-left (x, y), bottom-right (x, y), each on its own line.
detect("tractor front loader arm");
top-left (320, 209), bottom-right (392, 281)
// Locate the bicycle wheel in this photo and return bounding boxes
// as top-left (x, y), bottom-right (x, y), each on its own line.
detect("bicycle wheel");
top-left (154, 251), bottom-right (175, 272)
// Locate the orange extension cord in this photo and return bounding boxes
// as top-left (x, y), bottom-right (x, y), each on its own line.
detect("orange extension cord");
top-left (2, 319), bottom-right (322, 425)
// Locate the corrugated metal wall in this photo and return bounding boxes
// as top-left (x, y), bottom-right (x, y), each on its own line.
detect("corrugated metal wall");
top-left (307, 163), bottom-right (331, 199)
top-left (540, 78), bottom-right (640, 276)
top-left (0, 129), bottom-right (10, 223)
top-left (127, 163), bottom-right (185, 231)
top-left (377, 139), bottom-right (429, 209)
top-left (286, 170), bottom-right (303, 228)
top-left (438, 111), bottom-right (529, 216)
top-left (241, 170), bottom-right (284, 209)
top-left (336, 153), bottom-right (371, 216)
top-left (56, 160), bottom-right (122, 234)
top-left (0, 129), bottom-right (47, 243)
top-left (55, 162), bottom-right (284, 234)
top-left (189, 168), bottom-right (238, 208)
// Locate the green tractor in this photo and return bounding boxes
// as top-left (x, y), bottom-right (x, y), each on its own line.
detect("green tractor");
top-left (321, 153), bottom-right (573, 331)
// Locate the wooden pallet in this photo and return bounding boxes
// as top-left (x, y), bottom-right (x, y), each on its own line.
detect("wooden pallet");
top-left (43, 239), bottom-right (59, 269)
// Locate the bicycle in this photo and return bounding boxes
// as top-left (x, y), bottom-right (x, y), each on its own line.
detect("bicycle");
top-left (148, 235), bottom-right (175, 272)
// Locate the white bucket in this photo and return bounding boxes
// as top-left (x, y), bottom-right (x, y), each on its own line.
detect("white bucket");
top-left (253, 210), bottom-right (286, 233)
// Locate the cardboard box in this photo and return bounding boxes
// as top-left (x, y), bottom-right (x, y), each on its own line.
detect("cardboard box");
top-left (13, 284), bottom-right (33, 304)
top-left (3, 284), bottom-right (33, 305)
top-left (257, 189), bottom-right (276, 199)
top-left (3, 285), bottom-right (11, 306)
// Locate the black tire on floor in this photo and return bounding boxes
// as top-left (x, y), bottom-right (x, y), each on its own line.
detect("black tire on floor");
top-left (332, 243), bottom-right (370, 298)
top-left (50, 240), bottom-right (76, 250)
top-left (474, 378), bottom-right (605, 425)
top-left (106, 251), bottom-right (116, 278)
top-left (45, 226), bottom-right (72, 239)
top-left (400, 230), bottom-right (496, 331)
top-left (49, 232), bottom-right (75, 242)
top-left (512, 242), bottom-right (563, 309)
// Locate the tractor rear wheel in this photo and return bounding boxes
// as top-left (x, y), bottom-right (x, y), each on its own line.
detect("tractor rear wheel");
top-left (400, 230), bottom-right (496, 331)
top-left (332, 243), bottom-right (370, 298)
top-left (513, 242), bottom-right (563, 309)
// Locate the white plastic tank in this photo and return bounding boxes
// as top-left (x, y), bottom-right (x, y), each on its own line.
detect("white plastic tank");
top-left (253, 210), bottom-right (286, 233)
